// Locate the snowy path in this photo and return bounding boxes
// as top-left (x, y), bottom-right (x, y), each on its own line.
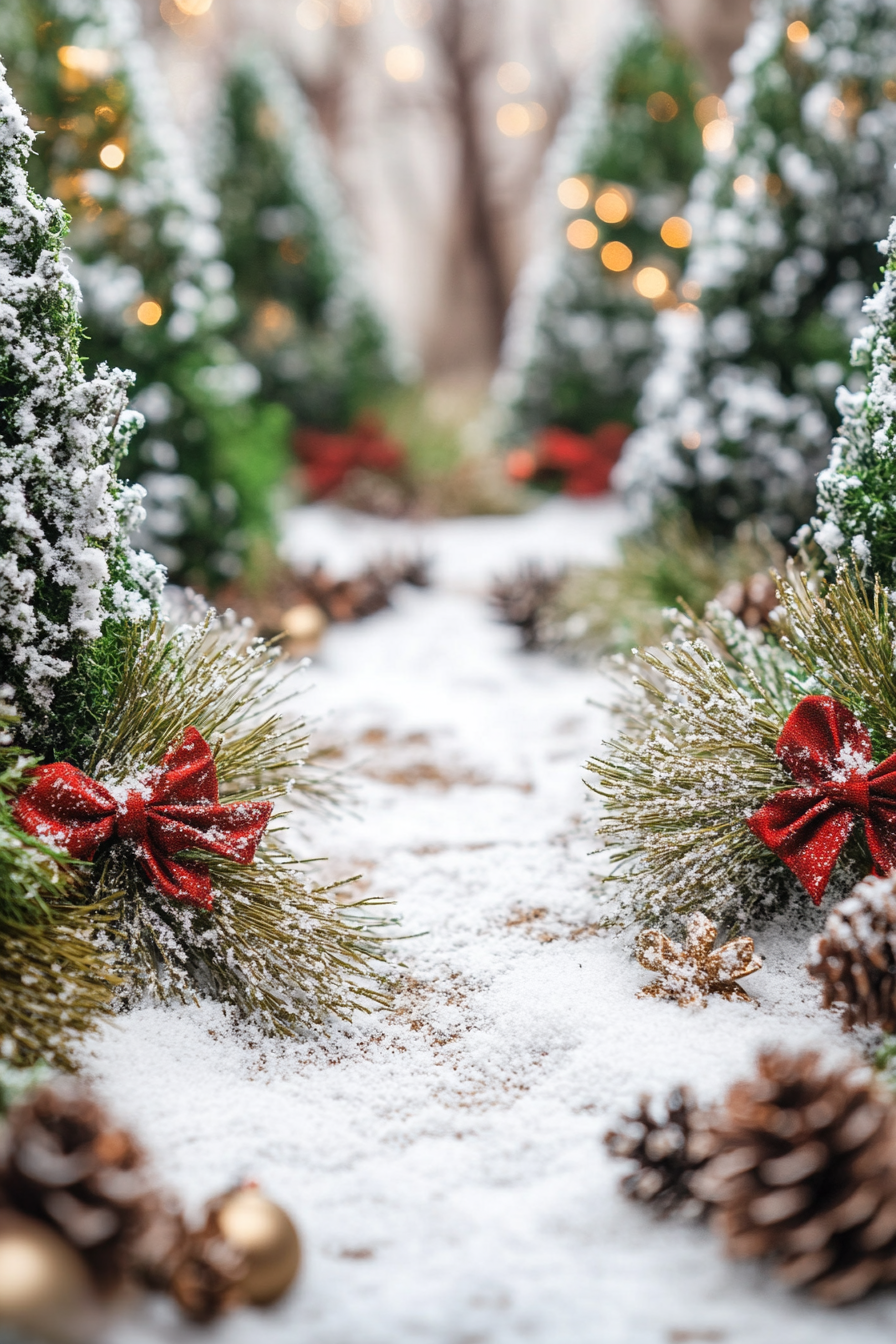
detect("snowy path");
top-left (87, 498), bottom-right (896, 1343)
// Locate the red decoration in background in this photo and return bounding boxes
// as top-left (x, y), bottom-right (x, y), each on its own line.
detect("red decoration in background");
top-left (14, 728), bottom-right (273, 911)
top-left (295, 412), bottom-right (405, 499)
top-left (747, 696), bottom-right (896, 904)
top-left (506, 421), bottom-right (631, 496)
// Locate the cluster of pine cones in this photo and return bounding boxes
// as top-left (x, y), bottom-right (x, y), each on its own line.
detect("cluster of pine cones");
top-left (607, 871), bottom-right (896, 1306)
top-left (0, 1081), bottom-right (252, 1322)
top-left (606, 1050), bottom-right (896, 1305)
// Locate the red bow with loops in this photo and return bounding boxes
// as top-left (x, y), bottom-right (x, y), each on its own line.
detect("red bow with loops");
top-left (14, 727), bottom-right (273, 911)
top-left (747, 695), bottom-right (896, 904)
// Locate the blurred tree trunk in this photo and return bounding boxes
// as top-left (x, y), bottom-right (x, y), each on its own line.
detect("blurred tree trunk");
top-left (654, 0), bottom-right (753, 92)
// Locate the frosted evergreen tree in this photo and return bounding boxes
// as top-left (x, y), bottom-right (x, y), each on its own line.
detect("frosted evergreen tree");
top-left (211, 50), bottom-right (393, 437)
top-left (1, 0), bottom-right (289, 586)
top-left (617, 0), bottom-right (896, 544)
top-left (0, 56), bottom-right (163, 761)
top-left (498, 21), bottom-right (705, 441)
top-left (812, 213), bottom-right (896, 576)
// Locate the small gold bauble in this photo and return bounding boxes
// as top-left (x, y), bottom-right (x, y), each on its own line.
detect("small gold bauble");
top-left (280, 602), bottom-right (327, 646)
top-left (0, 1215), bottom-right (98, 1343)
top-left (216, 1187), bottom-right (301, 1307)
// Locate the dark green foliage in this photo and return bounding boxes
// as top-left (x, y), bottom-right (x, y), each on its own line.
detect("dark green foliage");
top-left (507, 25), bottom-right (705, 439)
top-left (213, 56), bottom-right (394, 435)
top-left (1, 0), bottom-right (290, 588)
top-left (0, 695), bottom-right (119, 1067)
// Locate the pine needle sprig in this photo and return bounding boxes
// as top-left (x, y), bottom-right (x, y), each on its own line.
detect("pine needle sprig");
top-left (88, 612), bottom-right (334, 808)
top-left (774, 564), bottom-right (896, 759)
top-left (92, 842), bottom-right (392, 1031)
top-left (587, 566), bottom-right (882, 931)
top-left (68, 609), bottom-right (394, 1028)
top-left (0, 899), bottom-right (120, 1071)
top-left (0, 691), bottom-right (75, 925)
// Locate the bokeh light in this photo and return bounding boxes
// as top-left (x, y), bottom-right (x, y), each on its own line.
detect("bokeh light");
top-left (594, 188), bottom-right (630, 224)
top-left (660, 216), bottom-right (691, 247)
top-left (557, 177), bottom-right (590, 210)
top-left (787, 20), bottom-right (810, 42)
top-left (336, 0), bottom-right (372, 25)
top-left (646, 91), bottom-right (678, 122)
top-left (296, 0), bottom-right (328, 29)
top-left (99, 142), bottom-right (125, 169)
top-left (633, 266), bottom-right (668, 299)
top-left (385, 45), bottom-right (425, 81)
top-left (694, 95), bottom-right (724, 127)
top-left (567, 219), bottom-right (599, 249)
top-left (733, 174), bottom-right (756, 196)
top-left (601, 241), bottom-right (632, 272)
top-left (497, 62), bottom-right (530, 94)
top-left (681, 431), bottom-right (701, 450)
top-left (703, 118), bottom-right (734, 152)
top-left (497, 103), bottom-right (530, 137)
top-left (57, 46), bottom-right (112, 79)
top-left (137, 300), bottom-right (163, 326)
top-left (173, 0), bottom-right (213, 14)
top-left (526, 103), bottom-right (547, 132)
top-left (681, 279), bottom-right (702, 300)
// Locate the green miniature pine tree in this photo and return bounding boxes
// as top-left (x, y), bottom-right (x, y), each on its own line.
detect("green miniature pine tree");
top-left (499, 22), bottom-right (705, 441)
top-left (0, 50), bottom-right (163, 759)
top-left (812, 214), bottom-right (896, 576)
top-left (0, 0), bottom-right (290, 588)
top-left (211, 51), bottom-right (393, 438)
top-left (618, 0), bottom-right (896, 544)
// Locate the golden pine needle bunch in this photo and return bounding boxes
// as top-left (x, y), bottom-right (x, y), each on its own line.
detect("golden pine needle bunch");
top-left (588, 564), bottom-right (896, 932)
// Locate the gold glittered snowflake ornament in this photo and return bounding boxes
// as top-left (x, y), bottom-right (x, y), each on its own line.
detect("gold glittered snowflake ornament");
top-left (636, 912), bottom-right (762, 1008)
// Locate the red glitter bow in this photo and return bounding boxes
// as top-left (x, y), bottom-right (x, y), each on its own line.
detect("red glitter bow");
top-left (13, 728), bottom-right (273, 911)
top-left (746, 695), bottom-right (896, 904)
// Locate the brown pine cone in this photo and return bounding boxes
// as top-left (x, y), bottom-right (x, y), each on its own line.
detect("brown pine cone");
top-left (604, 1086), bottom-right (709, 1217)
top-left (295, 563), bottom-right (395, 623)
top-left (166, 1197), bottom-right (248, 1323)
top-left (808, 872), bottom-right (896, 1032)
top-left (715, 572), bottom-right (778, 628)
top-left (692, 1049), bottom-right (896, 1304)
top-left (489, 562), bottom-right (566, 651)
top-left (0, 1081), bottom-right (172, 1293)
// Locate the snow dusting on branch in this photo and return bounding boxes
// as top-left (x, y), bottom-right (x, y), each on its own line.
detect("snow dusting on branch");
top-left (0, 61), bottom-right (163, 726)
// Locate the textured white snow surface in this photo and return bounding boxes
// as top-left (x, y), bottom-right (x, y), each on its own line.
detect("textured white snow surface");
top-left (82, 497), bottom-right (896, 1343)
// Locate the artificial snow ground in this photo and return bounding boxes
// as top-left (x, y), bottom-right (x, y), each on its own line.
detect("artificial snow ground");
top-left (88, 497), bottom-right (896, 1344)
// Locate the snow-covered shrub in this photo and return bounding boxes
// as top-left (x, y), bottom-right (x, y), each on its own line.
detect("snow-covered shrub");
top-left (617, 0), bottom-right (896, 543)
top-left (0, 58), bottom-right (163, 752)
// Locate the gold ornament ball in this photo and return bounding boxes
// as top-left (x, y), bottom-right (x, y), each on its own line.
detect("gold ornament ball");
top-left (0, 1215), bottom-right (98, 1343)
top-left (216, 1187), bottom-right (301, 1306)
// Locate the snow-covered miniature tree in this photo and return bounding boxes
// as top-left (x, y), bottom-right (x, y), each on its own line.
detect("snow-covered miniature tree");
top-left (1, 0), bottom-right (289, 587)
top-left (812, 214), bottom-right (896, 577)
top-left (211, 51), bottom-right (393, 437)
top-left (0, 57), bottom-right (163, 761)
top-left (498, 22), bottom-right (705, 442)
top-left (617, 0), bottom-right (896, 544)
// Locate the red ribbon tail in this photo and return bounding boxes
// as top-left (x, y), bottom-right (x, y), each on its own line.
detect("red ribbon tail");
top-left (137, 846), bottom-right (213, 912)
